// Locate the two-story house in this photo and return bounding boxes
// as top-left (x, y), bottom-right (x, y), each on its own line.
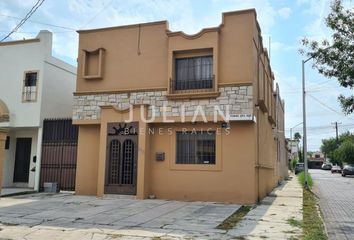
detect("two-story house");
top-left (73, 9), bottom-right (288, 204)
top-left (0, 30), bottom-right (76, 192)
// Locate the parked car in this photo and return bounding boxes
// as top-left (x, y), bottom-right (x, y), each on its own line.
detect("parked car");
top-left (342, 164), bottom-right (354, 177)
top-left (331, 165), bottom-right (341, 173)
top-left (322, 163), bottom-right (332, 170)
top-left (295, 163), bottom-right (305, 174)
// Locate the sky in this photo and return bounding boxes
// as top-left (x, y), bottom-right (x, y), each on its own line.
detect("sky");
top-left (1, 0), bottom-right (353, 151)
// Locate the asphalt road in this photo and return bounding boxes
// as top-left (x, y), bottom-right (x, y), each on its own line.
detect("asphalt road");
top-left (310, 169), bottom-right (354, 240)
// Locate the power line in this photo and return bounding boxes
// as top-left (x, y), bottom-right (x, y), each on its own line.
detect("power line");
top-left (306, 79), bottom-right (334, 90)
top-left (80, 0), bottom-right (115, 28)
top-left (0, 13), bottom-right (75, 31)
top-left (0, 30), bottom-right (73, 34)
top-left (1, 0), bottom-right (46, 42)
top-left (285, 123), bottom-right (354, 131)
top-left (307, 94), bottom-right (354, 121)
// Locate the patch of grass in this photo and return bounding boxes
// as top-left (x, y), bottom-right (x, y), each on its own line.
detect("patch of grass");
top-left (216, 205), bottom-right (253, 230)
top-left (303, 189), bottom-right (327, 240)
top-left (297, 171), bottom-right (313, 188)
top-left (287, 217), bottom-right (302, 228)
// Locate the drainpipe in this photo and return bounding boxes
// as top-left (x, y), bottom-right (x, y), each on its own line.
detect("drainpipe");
top-left (256, 106), bottom-right (260, 203)
top-left (256, 45), bottom-right (261, 203)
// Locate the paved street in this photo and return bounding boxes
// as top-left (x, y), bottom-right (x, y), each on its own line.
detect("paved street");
top-left (310, 169), bottom-right (354, 240)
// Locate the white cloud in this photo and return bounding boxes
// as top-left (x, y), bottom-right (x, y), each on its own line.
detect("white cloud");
top-left (278, 7), bottom-right (292, 19)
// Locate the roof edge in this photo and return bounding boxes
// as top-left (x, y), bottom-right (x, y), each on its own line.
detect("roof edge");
top-left (0, 38), bottom-right (40, 46)
top-left (77, 20), bottom-right (168, 34)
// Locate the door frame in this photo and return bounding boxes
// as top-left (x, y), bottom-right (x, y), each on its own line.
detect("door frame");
top-left (104, 122), bottom-right (138, 195)
top-left (13, 137), bottom-right (32, 183)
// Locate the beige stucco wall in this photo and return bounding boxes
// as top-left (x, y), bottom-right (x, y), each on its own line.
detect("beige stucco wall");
top-left (74, 120), bottom-right (257, 203)
top-left (76, 10), bottom-right (258, 94)
top-left (148, 122), bottom-right (257, 204)
top-left (73, 9), bottom-right (286, 204)
top-left (75, 125), bottom-right (100, 195)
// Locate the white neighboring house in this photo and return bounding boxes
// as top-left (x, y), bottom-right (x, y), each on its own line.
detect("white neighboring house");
top-left (289, 140), bottom-right (300, 160)
top-left (0, 30), bottom-right (76, 191)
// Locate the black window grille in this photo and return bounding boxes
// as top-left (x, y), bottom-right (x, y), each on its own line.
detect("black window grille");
top-left (176, 131), bottom-right (216, 164)
top-left (23, 72), bottom-right (38, 101)
top-left (25, 72), bottom-right (37, 87)
top-left (174, 56), bottom-right (213, 90)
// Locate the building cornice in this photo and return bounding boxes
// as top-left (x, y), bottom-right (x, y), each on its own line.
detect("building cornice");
top-left (166, 27), bottom-right (220, 39)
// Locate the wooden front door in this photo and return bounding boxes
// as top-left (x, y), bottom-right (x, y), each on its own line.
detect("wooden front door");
top-left (105, 123), bottom-right (138, 195)
top-left (13, 138), bottom-right (32, 183)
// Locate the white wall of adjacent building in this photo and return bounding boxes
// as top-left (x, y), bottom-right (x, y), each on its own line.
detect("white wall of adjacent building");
top-left (0, 30), bottom-right (76, 189)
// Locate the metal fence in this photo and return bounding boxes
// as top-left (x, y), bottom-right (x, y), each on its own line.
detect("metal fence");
top-left (40, 119), bottom-right (78, 191)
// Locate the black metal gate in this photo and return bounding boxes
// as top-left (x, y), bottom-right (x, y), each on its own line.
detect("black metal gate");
top-left (40, 119), bottom-right (78, 191)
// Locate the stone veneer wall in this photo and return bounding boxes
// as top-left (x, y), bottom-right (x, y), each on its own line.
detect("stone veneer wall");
top-left (73, 85), bottom-right (253, 120)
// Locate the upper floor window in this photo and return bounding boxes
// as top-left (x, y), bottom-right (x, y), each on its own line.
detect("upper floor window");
top-left (22, 71), bottom-right (38, 102)
top-left (176, 131), bottom-right (216, 165)
top-left (174, 56), bottom-right (213, 90)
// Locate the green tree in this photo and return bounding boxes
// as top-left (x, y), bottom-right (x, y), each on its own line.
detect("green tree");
top-left (320, 132), bottom-right (354, 165)
top-left (321, 138), bottom-right (338, 156)
top-left (301, 0), bottom-right (354, 114)
top-left (335, 140), bottom-right (354, 164)
top-left (294, 132), bottom-right (301, 141)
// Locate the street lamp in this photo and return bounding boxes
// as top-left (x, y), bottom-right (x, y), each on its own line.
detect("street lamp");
top-left (302, 55), bottom-right (315, 190)
top-left (302, 46), bottom-right (333, 189)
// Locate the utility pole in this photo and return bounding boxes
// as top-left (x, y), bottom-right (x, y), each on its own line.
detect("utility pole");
top-left (332, 121), bottom-right (342, 144)
top-left (302, 46), bottom-right (333, 190)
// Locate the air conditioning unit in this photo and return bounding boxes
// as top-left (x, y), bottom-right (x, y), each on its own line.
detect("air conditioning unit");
top-left (43, 182), bottom-right (59, 193)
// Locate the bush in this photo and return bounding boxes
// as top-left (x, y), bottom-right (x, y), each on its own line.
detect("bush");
top-left (290, 158), bottom-right (298, 171)
top-left (298, 171), bottom-right (313, 188)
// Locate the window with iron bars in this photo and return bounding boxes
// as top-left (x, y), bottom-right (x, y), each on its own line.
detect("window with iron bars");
top-left (176, 131), bottom-right (216, 164)
top-left (22, 71), bottom-right (38, 102)
top-left (173, 56), bottom-right (213, 91)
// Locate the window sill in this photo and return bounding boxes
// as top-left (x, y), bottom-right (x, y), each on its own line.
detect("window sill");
top-left (170, 163), bottom-right (222, 171)
top-left (166, 91), bottom-right (219, 100)
top-left (83, 75), bottom-right (103, 80)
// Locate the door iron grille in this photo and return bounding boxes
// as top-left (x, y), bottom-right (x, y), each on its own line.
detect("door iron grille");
top-left (122, 139), bottom-right (134, 184)
top-left (108, 140), bottom-right (121, 184)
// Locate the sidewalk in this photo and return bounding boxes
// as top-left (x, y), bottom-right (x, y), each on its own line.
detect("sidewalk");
top-left (226, 175), bottom-right (303, 239)
top-left (1, 187), bottom-right (35, 197)
top-left (0, 177), bottom-right (302, 240)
